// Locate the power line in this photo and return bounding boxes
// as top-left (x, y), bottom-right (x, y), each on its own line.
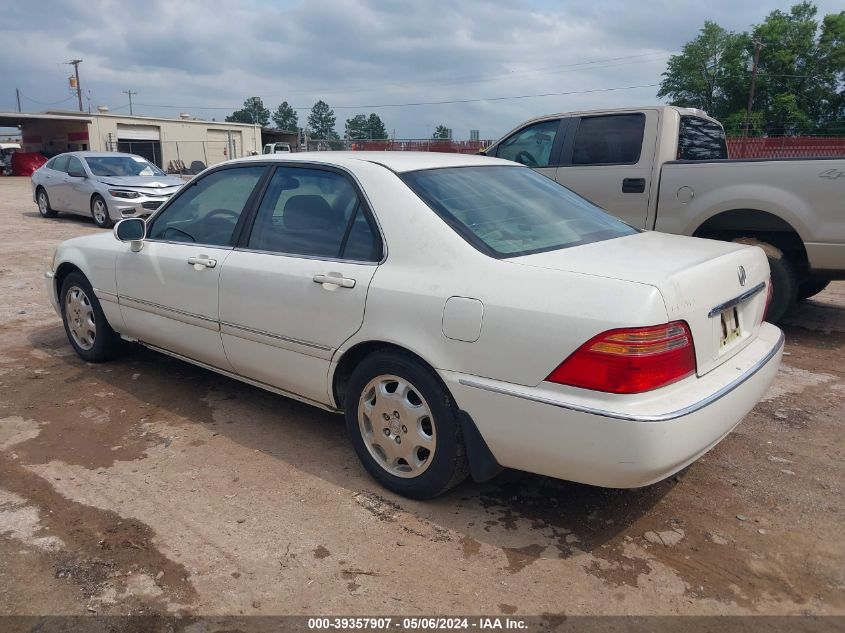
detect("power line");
top-left (134, 82), bottom-right (659, 113)
top-left (18, 91), bottom-right (77, 106)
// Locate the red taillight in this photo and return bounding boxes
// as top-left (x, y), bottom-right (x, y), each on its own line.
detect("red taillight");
top-left (762, 279), bottom-right (773, 322)
top-left (545, 321), bottom-right (696, 394)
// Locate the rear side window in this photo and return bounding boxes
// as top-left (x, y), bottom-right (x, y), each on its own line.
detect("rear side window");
top-left (677, 116), bottom-right (728, 160)
top-left (571, 114), bottom-right (645, 165)
top-left (494, 119), bottom-right (560, 167)
top-left (247, 167), bottom-right (382, 261)
top-left (402, 165), bottom-right (637, 258)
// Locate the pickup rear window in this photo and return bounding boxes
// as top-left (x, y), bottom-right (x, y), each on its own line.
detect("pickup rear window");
top-left (402, 165), bottom-right (637, 258)
top-left (677, 116), bottom-right (728, 160)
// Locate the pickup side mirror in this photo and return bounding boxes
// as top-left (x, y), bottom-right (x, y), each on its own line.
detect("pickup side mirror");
top-left (114, 218), bottom-right (146, 251)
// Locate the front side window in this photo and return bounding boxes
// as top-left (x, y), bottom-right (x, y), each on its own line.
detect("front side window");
top-left (402, 165), bottom-right (637, 258)
top-left (677, 116), bottom-right (728, 160)
top-left (52, 155), bottom-right (69, 173)
top-left (494, 119), bottom-right (560, 167)
top-left (246, 167), bottom-right (381, 261)
top-left (84, 155), bottom-right (165, 177)
top-left (66, 156), bottom-right (85, 176)
top-left (571, 114), bottom-right (645, 165)
top-left (148, 166), bottom-right (265, 246)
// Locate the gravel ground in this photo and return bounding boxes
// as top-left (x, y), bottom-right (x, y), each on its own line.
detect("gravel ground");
top-left (0, 176), bottom-right (843, 618)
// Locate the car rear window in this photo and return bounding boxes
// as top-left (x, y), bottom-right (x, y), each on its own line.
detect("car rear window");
top-left (401, 165), bottom-right (637, 258)
top-left (677, 116), bottom-right (728, 160)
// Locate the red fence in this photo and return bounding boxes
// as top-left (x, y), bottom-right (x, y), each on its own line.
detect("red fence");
top-left (728, 136), bottom-right (845, 159)
top-left (349, 139), bottom-right (491, 154)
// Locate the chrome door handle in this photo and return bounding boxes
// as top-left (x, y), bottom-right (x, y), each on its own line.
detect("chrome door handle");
top-left (187, 255), bottom-right (217, 269)
top-left (313, 273), bottom-right (356, 288)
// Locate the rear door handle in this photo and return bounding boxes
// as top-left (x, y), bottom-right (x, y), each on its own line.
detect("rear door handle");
top-left (313, 273), bottom-right (356, 289)
top-left (187, 255), bottom-right (217, 269)
top-left (622, 178), bottom-right (646, 193)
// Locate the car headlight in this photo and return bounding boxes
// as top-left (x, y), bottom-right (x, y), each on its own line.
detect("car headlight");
top-left (108, 189), bottom-right (142, 199)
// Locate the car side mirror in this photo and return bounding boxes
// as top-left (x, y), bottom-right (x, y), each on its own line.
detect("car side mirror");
top-left (114, 218), bottom-right (146, 251)
top-left (68, 168), bottom-right (86, 178)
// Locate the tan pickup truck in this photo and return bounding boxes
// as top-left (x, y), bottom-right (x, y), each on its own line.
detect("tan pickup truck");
top-left (483, 106), bottom-right (845, 322)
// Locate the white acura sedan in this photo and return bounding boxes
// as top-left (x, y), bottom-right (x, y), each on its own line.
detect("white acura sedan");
top-left (45, 152), bottom-right (783, 499)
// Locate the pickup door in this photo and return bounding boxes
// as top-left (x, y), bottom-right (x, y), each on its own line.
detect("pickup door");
top-left (552, 111), bottom-right (658, 229)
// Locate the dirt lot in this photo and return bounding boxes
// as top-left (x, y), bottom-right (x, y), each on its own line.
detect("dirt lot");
top-left (1, 176), bottom-right (843, 619)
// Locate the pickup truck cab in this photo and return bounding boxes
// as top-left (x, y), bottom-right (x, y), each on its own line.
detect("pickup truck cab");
top-left (483, 106), bottom-right (845, 321)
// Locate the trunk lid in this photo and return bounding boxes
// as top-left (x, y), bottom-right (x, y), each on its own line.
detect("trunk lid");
top-left (507, 231), bottom-right (770, 376)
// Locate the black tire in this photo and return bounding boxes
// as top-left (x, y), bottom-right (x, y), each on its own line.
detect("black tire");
top-left (798, 280), bottom-right (830, 302)
top-left (36, 187), bottom-right (57, 218)
top-left (764, 248), bottom-right (799, 324)
top-left (60, 272), bottom-right (122, 362)
top-left (90, 194), bottom-right (113, 228)
top-left (345, 350), bottom-right (469, 499)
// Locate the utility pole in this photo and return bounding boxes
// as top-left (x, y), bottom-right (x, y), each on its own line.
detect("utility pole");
top-left (122, 89), bottom-right (137, 116)
top-left (68, 59), bottom-right (83, 112)
top-left (15, 88), bottom-right (21, 112)
top-left (742, 40), bottom-right (764, 138)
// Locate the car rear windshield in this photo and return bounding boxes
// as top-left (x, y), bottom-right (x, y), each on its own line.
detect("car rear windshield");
top-left (401, 165), bottom-right (638, 258)
top-left (677, 116), bottom-right (728, 160)
top-left (84, 156), bottom-right (166, 177)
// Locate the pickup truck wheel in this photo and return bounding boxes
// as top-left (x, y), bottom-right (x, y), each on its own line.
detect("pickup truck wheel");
top-left (36, 188), bottom-right (57, 218)
top-left (798, 280), bottom-right (830, 302)
top-left (763, 248), bottom-right (799, 324)
top-left (345, 350), bottom-right (469, 499)
top-left (60, 272), bottom-right (122, 362)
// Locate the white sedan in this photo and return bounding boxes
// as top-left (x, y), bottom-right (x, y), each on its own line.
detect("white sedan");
top-left (45, 152), bottom-right (783, 499)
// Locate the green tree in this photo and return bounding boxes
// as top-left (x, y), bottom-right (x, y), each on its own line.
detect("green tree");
top-left (658, 2), bottom-right (845, 136)
top-left (345, 114), bottom-right (370, 139)
top-left (307, 100), bottom-right (338, 140)
top-left (432, 124), bottom-right (451, 139)
top-left (272, 101), bottom-right (298, 130)
top-left (367, 113), bottom-right (388, 139)
top-left (225, 97), bottom-right (270, 126)
top-left (657, 21), bottom-right (749, 121)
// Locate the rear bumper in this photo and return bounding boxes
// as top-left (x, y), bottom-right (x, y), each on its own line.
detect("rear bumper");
top-left (805, 242), bottom-right (845, 277)
top-left (443, 322), bottom-right (784, 488)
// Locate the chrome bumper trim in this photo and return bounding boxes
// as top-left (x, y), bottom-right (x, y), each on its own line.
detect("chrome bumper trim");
top-left (458, 330), bottom-right (784, 423)
top-left (707, 282), bottom-right (766, 318)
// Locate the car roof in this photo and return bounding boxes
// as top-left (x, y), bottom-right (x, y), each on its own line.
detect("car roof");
top-left (228, 151), bottom-right (515, 173)
top-left (58, 151), bottom-right (149, 159)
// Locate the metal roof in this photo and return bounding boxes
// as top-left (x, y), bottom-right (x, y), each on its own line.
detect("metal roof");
top-left (0, 112), bottom-right (93, 127)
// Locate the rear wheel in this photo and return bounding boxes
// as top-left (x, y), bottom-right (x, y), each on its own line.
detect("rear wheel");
top-left (91, 194), bottom-right (113, 228)
top-left (36, 188), bottom-right (57, 218)
top-left (345, 351), bottom-right (469, 499)
top-left (60, 272), bottom-right (122, 362)
top-left (733, 238), bottom-right (798, 324)
top-left (798, 280), bottom-right (830, 302)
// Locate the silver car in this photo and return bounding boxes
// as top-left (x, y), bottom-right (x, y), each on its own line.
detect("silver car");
top-left (32, 151), bottom-right (185, 228)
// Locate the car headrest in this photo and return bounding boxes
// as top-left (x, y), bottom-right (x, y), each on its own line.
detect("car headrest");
top-left (283, 195), bottom-right (339, 230)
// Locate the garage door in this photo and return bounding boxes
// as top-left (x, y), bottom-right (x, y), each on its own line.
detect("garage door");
top-left (206, 129), bottom-right (242, 165)
top-left (117, 124), bottom-right (162, 167)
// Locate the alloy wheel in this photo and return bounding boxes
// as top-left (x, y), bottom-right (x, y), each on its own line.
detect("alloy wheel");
top-left (357, 374), bottom-right (436, 478)
top-left (92, 198), bottom-right (108, 225)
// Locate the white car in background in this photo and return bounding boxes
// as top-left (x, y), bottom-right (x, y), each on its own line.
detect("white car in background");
top-left (44, 152), bottom-right (783, 499)
top-left (32, 152), bottom-right (185, 228)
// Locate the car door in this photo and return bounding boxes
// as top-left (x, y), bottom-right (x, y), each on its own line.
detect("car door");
top-left (553, 111), bottom-right (657, 229)
top-left (218, 165), bottom-right (383, 405)
top-left (115, 164), bottom-right (268, 370)
top-left (43, 154), bottom-right (70, 209)
top-left (489, 118), bottom-right (567, 179)
top-left (64, 155), bottom-right (96, 214)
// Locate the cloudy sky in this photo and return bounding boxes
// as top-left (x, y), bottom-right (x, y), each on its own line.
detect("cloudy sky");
top-left (1, 0), bottom-right (841, 139)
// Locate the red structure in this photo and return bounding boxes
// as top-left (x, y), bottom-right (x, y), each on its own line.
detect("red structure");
top-left (728, 136), bottom-right (845, 159)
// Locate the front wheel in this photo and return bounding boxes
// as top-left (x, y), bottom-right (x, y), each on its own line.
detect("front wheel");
top-left (91, 194), bottom-right (113, 228)
top-left (345, 351), bottom-right (469, 499)
top-left (60, 272), bottom-right (122, 362)
top-left (36, 188), bottom-right (57, 218)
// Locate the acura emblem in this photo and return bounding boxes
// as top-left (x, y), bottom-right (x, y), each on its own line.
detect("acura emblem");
top-left (737, 266), bottom-right (747, 287)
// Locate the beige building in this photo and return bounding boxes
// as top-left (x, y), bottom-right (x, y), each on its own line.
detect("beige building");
top-left (0, 110), bottom-right (262, 171)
